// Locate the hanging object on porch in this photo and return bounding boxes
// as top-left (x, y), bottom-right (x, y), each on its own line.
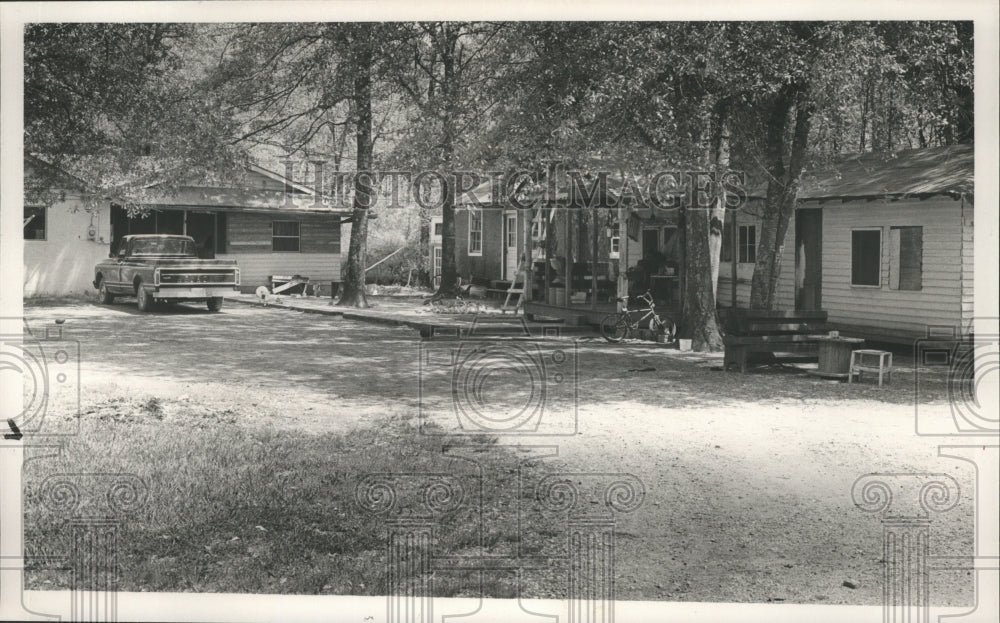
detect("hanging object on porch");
top-left (626, 214), bottom-right (641, 241)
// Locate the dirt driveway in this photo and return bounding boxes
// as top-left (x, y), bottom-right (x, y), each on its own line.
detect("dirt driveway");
top-left (23, 299), bottom-right (976, 605)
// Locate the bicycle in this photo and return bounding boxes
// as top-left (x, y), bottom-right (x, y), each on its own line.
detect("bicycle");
top-left (600, 290), bottom-right (676, 343)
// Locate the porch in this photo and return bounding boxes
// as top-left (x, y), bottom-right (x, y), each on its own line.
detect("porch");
top-left (515, 202), bottom-right (682, 328)
top-left (523, 300), bottom-right (618, 326)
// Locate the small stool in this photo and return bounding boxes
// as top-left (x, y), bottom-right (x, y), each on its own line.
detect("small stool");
top-left (849, 349), bottom-right (893, 386)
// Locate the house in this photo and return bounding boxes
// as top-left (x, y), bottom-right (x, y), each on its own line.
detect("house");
top-left (452, 171), bottom-right (679, 325)
top-left (720, 145), bottom-right (974, 343)
top-left (450, 146), bottom-right (972, 342)
top-left (23, 155), bottom-right (351, 297)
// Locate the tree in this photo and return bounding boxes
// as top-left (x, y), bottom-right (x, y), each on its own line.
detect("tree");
top-left (209, 23), bottom-right (408, 307)
top-left (390, 22), bottom-right (514, 298)
top-left (337, 26), bottom-right (377, 307)
top-left (24, 23), bottom-right (246, 211)
top-left (744, 21), bottom-right (973, 309)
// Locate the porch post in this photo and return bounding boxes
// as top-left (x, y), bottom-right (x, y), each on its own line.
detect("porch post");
top-left (731, 213), bottom-right (738, 308)
top-left (544, 205), bottom-right (553, 303)
top-left (590, 209), bottom-right (599, 310)
top-left (618, 207), bottom-right (627, 303)
top-left (522, 205), bottom-right (532, 303)
top-left (563, 205), bottom-right (572, 305)
top-left (677, 207), bottom-right (686, 328)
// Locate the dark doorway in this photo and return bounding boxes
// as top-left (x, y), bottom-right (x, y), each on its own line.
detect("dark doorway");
top-left (187, 211), bottom-right (217, 258)
top-left (157, 210), bottom-right (184, 235)
top-left (795, 208), bottom-right (823, 310)
top-left (642, 228), bottom-right (660, 259)
top-left (110, 204), bottom-right (129, 254)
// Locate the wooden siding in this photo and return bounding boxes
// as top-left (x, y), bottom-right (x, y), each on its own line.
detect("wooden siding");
top-left (218, 252), bottom-right (341, 291)
top-left (960, 197), bottom-right (974, 331)
top-left (225, 211), bottom-right (340, 255)
top-left (454, 207), bottom-right (504, 283)
top-left (717, 201), bottom-right (795, 309)
top-left (817, 197), bottom-right (964, 339)
top-left (715, 197), bottom-right (965, 341)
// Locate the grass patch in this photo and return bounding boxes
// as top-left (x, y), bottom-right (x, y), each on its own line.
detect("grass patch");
top-left (24, 393), bottom-right (567, 596)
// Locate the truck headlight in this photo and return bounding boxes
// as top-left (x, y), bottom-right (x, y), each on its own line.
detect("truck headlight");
top-left (153, 268), bottom-right (161, 286)
top-left (234, 268), bottom-right (240, 286)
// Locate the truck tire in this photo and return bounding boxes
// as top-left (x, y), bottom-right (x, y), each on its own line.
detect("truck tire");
top-left (207, 297), bottom-right (223, 312)
top-left (97, 279), bottom-right (115, 304)
top-left (136, 283), bottom-right (152, 312)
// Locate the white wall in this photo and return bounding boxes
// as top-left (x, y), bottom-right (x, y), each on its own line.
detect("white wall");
top-left (23, 198), bottom-right (111, 297)
top-left (717, 203), bottom-right (795, 308)
top-left (960, 197), bottom-right (974, 330)
top-left (821, 197), bottom-right (964, 339)
top-left (716, 197), bottom-right (966, 341)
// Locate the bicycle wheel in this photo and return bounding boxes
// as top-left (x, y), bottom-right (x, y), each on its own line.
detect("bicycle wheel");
top-left (600, 313), bottom-right (630, 343)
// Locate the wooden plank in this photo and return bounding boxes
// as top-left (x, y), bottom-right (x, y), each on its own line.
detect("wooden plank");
top-left (736, 310), bottom-right (828, 321)
top-left (732, 343), bottom-right (819, 353)
top-left (741, 322), bottom-right (829, 334)
top-left (725, 334), bottom-right (823, 345)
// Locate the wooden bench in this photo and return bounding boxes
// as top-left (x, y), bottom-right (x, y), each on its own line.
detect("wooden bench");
top-left (723, 310), bottom-right (829, 373)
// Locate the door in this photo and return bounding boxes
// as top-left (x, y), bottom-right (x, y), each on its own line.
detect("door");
top-left (504, 211), bottom-right (519, 281)
top-left (642, 228), bottom-right (660, 259)
top-left (795, 208), bottom-right (823, 310)
top-left (186, 211), bottom-right (217, 258)
top-left (432, 246), bottom-right (442, 289)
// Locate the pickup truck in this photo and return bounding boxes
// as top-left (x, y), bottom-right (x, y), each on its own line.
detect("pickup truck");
top-left (94, 234), bottom-right (240, 312)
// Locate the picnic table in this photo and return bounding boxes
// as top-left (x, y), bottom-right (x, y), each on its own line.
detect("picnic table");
top-left (723, 309), bottom-right (829, 373)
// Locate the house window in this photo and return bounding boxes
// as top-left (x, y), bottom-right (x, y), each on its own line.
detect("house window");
top-left (889, 226), bottom-right (922, 291)
top-left (272, 220), bottom-right (300, 252)
top-left (721, 221), bottom-right (733, 262)
top-left (851, 229), bottom-right (882, 286)
top-left (24, 206), bottom-right (46, 240)
top-left (738, 225), bottom-right (756, 263)
top-left (433, 222), bottom-right (443, 237)
top-left (468, 209), bottom-right (482, 256)
top-left (721, 223), bottom-right (755, 263)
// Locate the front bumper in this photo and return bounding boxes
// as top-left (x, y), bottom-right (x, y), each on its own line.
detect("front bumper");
top-left (153, 286), bottom-right (238, 299)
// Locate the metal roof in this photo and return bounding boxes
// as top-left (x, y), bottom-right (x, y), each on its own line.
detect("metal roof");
top-left (748, 144), bottom-right (973, 200)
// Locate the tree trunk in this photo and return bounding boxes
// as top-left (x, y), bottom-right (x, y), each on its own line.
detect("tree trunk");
top-left (418, 207), bottom-right (431, 287)
top-left (338, 43), bottom-right (373, 308)
top-left (682, 203), bottom-right (724, 351)
top-left (708, 100), bottom-right (730, 300)
top-left (679, 107), bottom-right (727, 353)
top-left (750, 87), bottom-right (814, 310)
top-left (434, 26), bottom-right (461, 298)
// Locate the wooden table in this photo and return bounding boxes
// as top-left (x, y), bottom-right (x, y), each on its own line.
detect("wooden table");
top-left (807, 335), bottom-right (865, 379)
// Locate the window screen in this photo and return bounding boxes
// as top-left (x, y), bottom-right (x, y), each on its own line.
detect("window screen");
top-left (889, 226), bottom-right (922, 290)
